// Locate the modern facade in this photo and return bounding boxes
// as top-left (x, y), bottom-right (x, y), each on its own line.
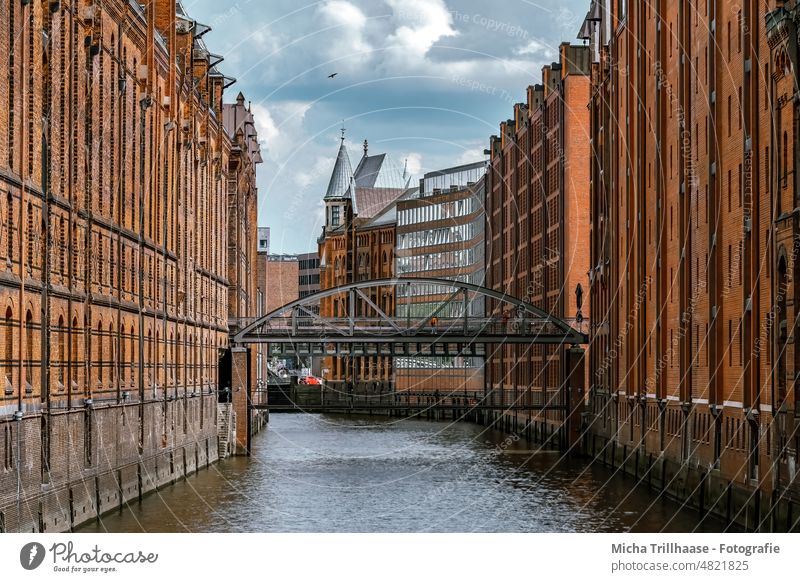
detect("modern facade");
top-left (485, 43), bottom-right (591, 431)
top-left (395, 163), bottom-right (487, 392)
top-left (0, 0), bottom-right (261, 532)
top-left (580, 0), bottom-right (798, 527)
top-left (298, 252), bottom-right (321, 299)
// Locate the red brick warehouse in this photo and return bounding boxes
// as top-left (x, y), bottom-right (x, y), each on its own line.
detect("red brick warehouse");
top-left (0, 0), bottom-right (263, 532)
top-left (485, 43), bottom-right (592, 441)
top-left (581, 0), bottom-right (800, 530)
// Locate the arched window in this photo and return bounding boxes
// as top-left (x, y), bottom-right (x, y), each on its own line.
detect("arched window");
top-left (57, 316), bottom-right (65, 388)
top-left (59, 217), bottom-right (66, 275)
top-left (177, 333), bottom-right (183, 385)
top-left (169, 332), bottom-right (174, 384)
top-left (108, 322), bottom-right (115, 383)
top-left (147, 330), bottom-right (152, 387)
top-left (71, 316), bottom-right (79, 392)
top-left (129, 325), bottom-right (135, 386)
top-left (25, 310), bottom-right (33, 392)
top-left (120, 320), bottom-right (127, 382)
top-left (4, 307), bottom-right (13, 391)
top-left (188, 334), bottom-right (194, 385)
top-left (96, 319), bottom-right (104, 385)
top-left (26, 203), bottom-right (33, 269)
top-left (156, 330), bottom-right (161, 387)
top-left (6, 194), bottom-right (13, 263)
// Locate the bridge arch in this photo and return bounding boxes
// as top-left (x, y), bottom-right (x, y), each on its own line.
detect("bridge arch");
top-left (233, 277), bottom-right (586, 346)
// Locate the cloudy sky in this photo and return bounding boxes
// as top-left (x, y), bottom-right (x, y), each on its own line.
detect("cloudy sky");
top-left (183, 0), bottom-right (587, 253)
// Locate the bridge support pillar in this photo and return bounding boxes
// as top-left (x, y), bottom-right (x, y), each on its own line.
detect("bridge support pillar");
top-left (564, 347), bottom-right (586, 456)
top-left (231, 346), bottom-right (251, 456)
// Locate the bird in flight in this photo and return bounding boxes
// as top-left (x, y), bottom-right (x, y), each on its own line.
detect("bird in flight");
top-left (328, 73), bottom-right (338, 78)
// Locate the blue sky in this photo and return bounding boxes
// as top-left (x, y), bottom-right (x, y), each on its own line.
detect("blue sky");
top-left (183, 0), bottom-right (588, 253)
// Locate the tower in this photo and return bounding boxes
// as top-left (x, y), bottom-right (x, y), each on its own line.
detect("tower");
top-left (323, 129), bottom-right (358, 231)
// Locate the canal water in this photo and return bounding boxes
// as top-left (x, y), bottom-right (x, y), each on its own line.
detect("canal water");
top-left (78, 414), bottom-right (733, 533)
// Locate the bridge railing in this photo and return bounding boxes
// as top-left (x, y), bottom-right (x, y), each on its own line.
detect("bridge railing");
top-left (251, 316), bottom-right (570, 338)
top-left (263, 384), bottom-right (567, 412)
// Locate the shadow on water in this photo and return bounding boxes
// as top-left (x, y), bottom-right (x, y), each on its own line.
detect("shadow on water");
top-left (77, 414), bottom-right (737, 533)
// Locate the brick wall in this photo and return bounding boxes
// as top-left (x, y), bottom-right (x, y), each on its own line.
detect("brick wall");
top-left (583, 1), bottom-right (795, 506)
top-left (485, 44), bottom-right (591, 427)
top-left (0, 0), bottom-right (253, 530)
top-left (265, 258), bottom-right (299, 313)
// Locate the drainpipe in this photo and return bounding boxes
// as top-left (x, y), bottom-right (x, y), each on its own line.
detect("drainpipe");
top-left (139, 93), bottom-right (153, 455)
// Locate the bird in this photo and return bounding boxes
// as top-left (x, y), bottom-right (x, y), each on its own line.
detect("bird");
top-left (328, 73), bottom-right (338, 78)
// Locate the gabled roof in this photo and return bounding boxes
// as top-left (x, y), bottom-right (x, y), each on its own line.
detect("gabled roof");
top-left (323, 135), bottom-right (412, 224)
top-left (354, 153), bottom-right (408, 189)
top-left (222, 92), bottom-right (262, 164)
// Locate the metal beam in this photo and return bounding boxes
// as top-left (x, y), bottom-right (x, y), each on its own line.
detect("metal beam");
top-left (355, 288), bottom-right (402, 332)
top-left (233, 277), bottom-right (588, 345)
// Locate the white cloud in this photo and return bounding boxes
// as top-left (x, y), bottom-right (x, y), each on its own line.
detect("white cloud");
top-left (317, 1), bottom-right (373, 71)
top-left (296, 155), bottom-right (335, 189)
top-left (249, 103), bottom-right (280, 146)
top-left (456, 147), bottom-right (486, 166)
top-left (515, 38), bottom-right (556, 59)
top-left (401, 152), bottom-right (423, 179)
top-left (249, 100), bottom-right (313, 165)
top-left (385, 0), bottom-right (457, 66)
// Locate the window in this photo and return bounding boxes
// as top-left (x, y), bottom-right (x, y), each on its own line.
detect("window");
top-left (59, 218), bottom-right (66, 275)
top-left (26, 203), bottom-right (33, 269)
top-left (25, 311), bottom-right (33, 392)
top-left (737, 11), bottom-right (742, 52)
top-left (331, 205), bottom-right (340, 226)
top-left (4, 307), bottom-right (13, 391)
top-left (96, 319), bottom-right (103, 385)
top-left (6, 194), bottom-right (12, 262)
top-left (57, 316), bottom-right (65, 388)
top-left (71, 317), bottom-right (79, 390)
top-left (109, 323), bottom-right (115, 383)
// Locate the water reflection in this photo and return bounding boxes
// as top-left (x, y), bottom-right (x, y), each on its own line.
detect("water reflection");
top-left (78, 414), bottom-right (733, 533)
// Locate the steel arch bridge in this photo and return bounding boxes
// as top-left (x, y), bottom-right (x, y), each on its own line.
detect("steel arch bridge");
top-left (233, 277), bottom-right (586, 355)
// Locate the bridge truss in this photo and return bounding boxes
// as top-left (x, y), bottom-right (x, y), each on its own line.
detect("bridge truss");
top-left (233, 277), bottom-right (587, 355)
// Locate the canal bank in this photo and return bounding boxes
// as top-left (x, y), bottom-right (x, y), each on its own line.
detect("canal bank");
top-left (475, 408), bottom-right (798, 533)
top-left (77, 414), bottom-right (734, 533)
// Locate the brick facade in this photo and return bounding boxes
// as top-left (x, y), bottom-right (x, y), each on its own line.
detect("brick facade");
top-left (582, 0), bottom-right (799, 528)
top-left (264, 256), bottom-right (299, 314)
top-left (0, 0), bottom-right (259, 531)
top-left (485, 44), bottom-right (591, 432)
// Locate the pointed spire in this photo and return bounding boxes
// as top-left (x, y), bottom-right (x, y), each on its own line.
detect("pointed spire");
top-left (402, 158), bottom-right (411, 188)
top-left (363, 139), bottom-right (368, 157)
top-left (325, 132), bottom-right (356, 202)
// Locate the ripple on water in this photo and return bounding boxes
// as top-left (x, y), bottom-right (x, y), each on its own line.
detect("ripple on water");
top-left (78, 414), bottom-right (734, 533)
